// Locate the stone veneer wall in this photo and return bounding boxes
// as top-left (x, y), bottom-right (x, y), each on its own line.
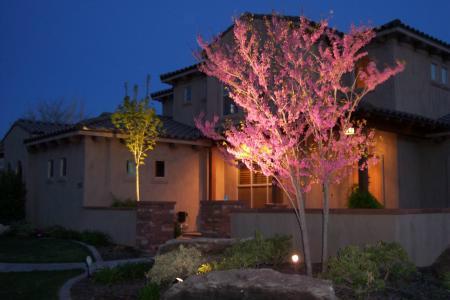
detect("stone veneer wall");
top-left (199, 200), bottom-right (246, 238)
top-left (136, 201), bottom-right (175, 255)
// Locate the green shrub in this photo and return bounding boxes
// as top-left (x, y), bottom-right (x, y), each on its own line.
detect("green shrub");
top-left (4, 221), bottom-right (34, 237)
top-left (93, 262), bottom-right (151, 285)
top-left (325, 242), bottom-right (416, 298)
top-left (442, 272), bottom-right (450, 290)
top-left (348, 186), bottom-right (383, 209)
top-left (138, 283), bottom-right (160, 300)
top-left (79, 230), bottom-right (112, 246)
top-left (147, 245), bottom-right (203, 285)
top-left (46, 226), bottom-right (82, 240)
top-left (111, 197), bottom-right (137, 208)
top-left (0, 170), bottom-right (26, 224)
top-left (216, 232), bottom-right (292, 270)
top-left (44, 226), bottom-right (111, 246)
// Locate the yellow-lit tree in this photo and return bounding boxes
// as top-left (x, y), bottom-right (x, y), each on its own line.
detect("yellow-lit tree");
top-left (112, 84), bottom-right (162, 201)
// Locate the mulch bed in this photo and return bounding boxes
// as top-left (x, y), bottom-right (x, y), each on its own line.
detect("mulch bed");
top-left (71, 277), bottom-right (146, 300)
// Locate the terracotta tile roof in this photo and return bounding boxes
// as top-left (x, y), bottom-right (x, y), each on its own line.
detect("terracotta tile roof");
top-left (14, 119), bottom-right (72, 135)
top-left (160, 64), bottom-right (201, 82)
top-left (150, 88), bottom-right (173, 100)
top-left (376, 19), bottom-right (450, 51)
top-left (24, 112), bottom-right (202, 143)
top-left (438, 113), bottom-right (450, 125)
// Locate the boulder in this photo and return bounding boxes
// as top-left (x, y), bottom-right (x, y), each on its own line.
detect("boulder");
top-left (162, 268), bottom-right (337, 300)
top-left (157, 237), bottom-right (238, 255)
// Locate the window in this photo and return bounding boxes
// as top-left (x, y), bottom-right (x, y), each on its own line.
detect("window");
top-left (431, 63), bottom-right (437, 81)
top-left (126, 160), bottom-right (136, 176)
top-left (183, 86), bottom-right (192, 103)
top-left (155, 161), bottom-right (165, 178)
top-left (356, 56), bottom-right (371, 88)
top-left (47, 160), bottom-right (54, 179)
top-left (223, 86), bottom-right (237, 115)
top-left (442, 67), bottom-right (448, 85)
top-left (16, 160), bottom-right (22, 177)
top-left (60, 158), bottom-right (67, 177)
top-left (237, 166), bottom-right (272, 208)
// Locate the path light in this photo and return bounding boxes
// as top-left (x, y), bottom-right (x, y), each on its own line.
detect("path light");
top-left (291, 253), bottom-right (301, 273)
top-left (85, 256), bottom-right (93, 277)
top-left (175, 277), bottom-right (184, 283)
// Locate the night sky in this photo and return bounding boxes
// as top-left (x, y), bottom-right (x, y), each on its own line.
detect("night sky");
top-left (1, 0), bottom-right (450, 137)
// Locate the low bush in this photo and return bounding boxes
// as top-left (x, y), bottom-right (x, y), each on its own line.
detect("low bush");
top-left (0, 170), bottom-right (26, 224)
top-left (147, 245), bottom-right (203, 285)
top-left (79, 230), bottom-right (112, 247)
top-left (348, 186), bottom-right (383, 209)
top-left (93, 262), bottom-right (152, 285)
top-left (4, 221), bottom-right (34, 237)
top-left (138, 283), bottom-right (160, 300)
top-left (442, 272), bottom-right (450, 290)
top-left (325, 241), bottom-right (416, 298)
top-left (45, 226), bottom-right (111, 246)
top-left (216, 232), bottom-right (292, 270)
top-left (111, 197), bottom-right (137, 208)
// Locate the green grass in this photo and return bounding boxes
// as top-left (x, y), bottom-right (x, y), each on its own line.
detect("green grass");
top-left (0, 237), bottom-right (92, 263)
top-left (0, 270), bottom-right (83, 300)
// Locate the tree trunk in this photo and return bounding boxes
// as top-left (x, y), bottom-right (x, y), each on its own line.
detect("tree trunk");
top-left (321, 182), bottom-right (330, 273)
top-left (295, 193), bottom-right (313, 276)
top-left (136, 164), bottom-right (140, 202)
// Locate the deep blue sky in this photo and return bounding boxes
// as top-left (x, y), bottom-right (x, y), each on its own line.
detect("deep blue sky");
top-left (1, 0), bottom-right (450, 137)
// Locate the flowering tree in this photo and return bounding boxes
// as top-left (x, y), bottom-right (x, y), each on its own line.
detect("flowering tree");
top-left (195, 14), bottom-right (404, 276)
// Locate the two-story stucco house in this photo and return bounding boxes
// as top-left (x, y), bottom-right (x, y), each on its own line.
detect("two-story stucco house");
top-left (2, 15), bottom-right (450, 246)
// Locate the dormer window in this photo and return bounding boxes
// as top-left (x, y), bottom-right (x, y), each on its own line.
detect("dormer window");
top-left (183, 86), bottom-right (192, 104)
top-left (431, 63), bottom-right (437, 81)
top-left (441, 67), bottom-right (448, 85)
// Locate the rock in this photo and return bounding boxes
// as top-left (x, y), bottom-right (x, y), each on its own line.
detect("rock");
top-left (162, 268), bottom-right (337, 300)
top-left (157, 238), bottom-right (238, 255)
top-left (432, 246), bottom-right (450, 278)
top-left (0, 224), bottom-right (10, 236)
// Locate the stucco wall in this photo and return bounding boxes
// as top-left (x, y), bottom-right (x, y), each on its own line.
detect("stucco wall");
top-left (84, 137), bottom-right (206, 231)
top-left (231, 209), bottom-right (450, 266)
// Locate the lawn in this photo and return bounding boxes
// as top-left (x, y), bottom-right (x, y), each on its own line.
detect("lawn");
top-left (0, 269), bottom-right (83, 300)
top-left (0, 237), bottom-right (92, 263)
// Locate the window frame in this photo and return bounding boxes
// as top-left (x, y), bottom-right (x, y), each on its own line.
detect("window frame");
top-left (183, 86), bottom-right (192, 104)
top-left (59, 157), bottom-right (67, 177)
top-left (441, 67), bottom-right (448, 85)
top-left (431, 63), bottom-right (437, 81)
top-left (47, 160), bottom-right (54, 179)
top-left (154, 160), bottom-right (166, 178)
top-left (126, 160), bottom-right (136, 177)
top-left (238, 166), bottom-right (272, 208)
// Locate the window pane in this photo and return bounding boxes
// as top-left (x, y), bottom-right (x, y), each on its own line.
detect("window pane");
top-left (184, 86), bottom-right (192, 103)
top-left (237, 186), bottom-right (251, 208)
top-left (442, 68), bottom-right (448, 84)
top-left (253, 186), bottom-right (269, 208)
top-left (48, 160), bottom-right (54, 178)
top-left (126, 160), bottom-right (135, 176)
top-left (431, 63), bottom-right (437, 80)
top-left (239, 167), bottom-right (251, 185)
top-left (155, 161), bottom-right (165, 177)
top-left (253, 172), bottom-right (268, 184)
top-left (60, 158), bottom-right (67, 177)
top-left (223, 86), bottom-right (237, 115)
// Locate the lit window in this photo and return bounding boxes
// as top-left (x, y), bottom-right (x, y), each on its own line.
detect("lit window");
top-left (183, 86), bottom-right (192, 103)
top-left (47, 160), bottom-right (54, 178)
top-left (126, 160), bottom-right (136, 176)
top-left (155, 161), bottom-right (165, 178)
top-left (442, 67), bottom-right (448, 85)
top-left (431, 63), bottom-right (437, 81)
top-left (60, 158), bottom-right (67, 177)
top-left (238, 166), bottom-right (272, 208)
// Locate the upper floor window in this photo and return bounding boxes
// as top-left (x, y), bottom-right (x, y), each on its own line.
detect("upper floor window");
top-left (183, 86), bottom-right (192, 104)
top-left (155, 160), bottom-right (165, 178)
top-left (223, 86), bottom-right (237, 115)
top-left (60, 158), bottom-right (67, 177)
top-left (47, 160), bottom-right (54, 179)
top-left (16, 160), bottom-right (22, 177)
top-left (441, 67), bottom-right (448, 85)
top-left (126, 160), bottom-right (136, 176)
top-left (431, 63), bottom-right (437, 81)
